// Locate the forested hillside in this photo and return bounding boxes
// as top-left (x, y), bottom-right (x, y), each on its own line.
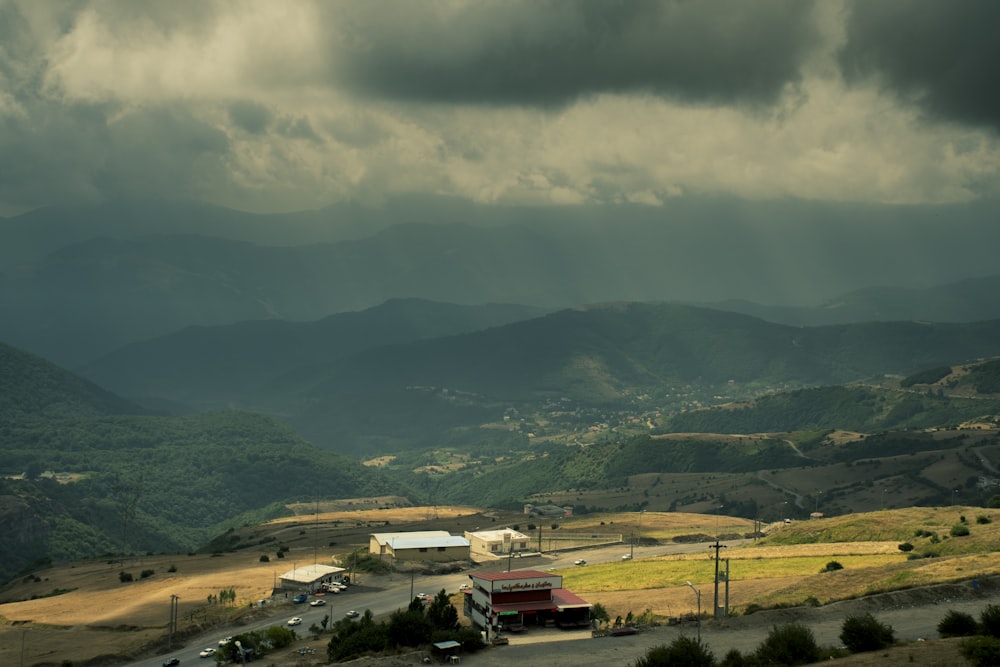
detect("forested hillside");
top-left (0, 345), bottom-right (401, 584)
top-left (658, 385), bottom-right (1000, 435)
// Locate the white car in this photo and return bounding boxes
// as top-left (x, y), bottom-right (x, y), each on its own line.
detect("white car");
top-left (287, 616), bottom-right (303, 626)
top-left (199, 648), bottom-right (216, 658)
top-left (309, 598), bottom-right (326, 607)
top-left (218, 636), bottom-right (233, 646)
top-left (345, 610), bottom-right (360, 618)
top-left (622, 554), bottom-right (633, 560)
top-left (574, 559), bottom-right (587, 566)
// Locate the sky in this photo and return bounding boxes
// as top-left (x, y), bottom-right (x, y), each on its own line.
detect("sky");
top-left (1, 0), bottom-right (998, 217)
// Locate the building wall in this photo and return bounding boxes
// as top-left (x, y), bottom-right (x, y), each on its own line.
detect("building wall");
top-left (390, 544), bottom-right (470, 562)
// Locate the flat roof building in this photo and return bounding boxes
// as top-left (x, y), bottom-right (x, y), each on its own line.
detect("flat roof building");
top-left (278, 564), bottom-right (346, 592)
top-left (369, 531), bottom-right (471, 563)
top-left (465, 528), bottom-right (532, 560)
top-left (462, 569), bottom-right (591, 640)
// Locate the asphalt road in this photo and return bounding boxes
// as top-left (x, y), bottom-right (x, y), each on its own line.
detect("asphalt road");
top-left (131, 540), bottom-right (749, 667)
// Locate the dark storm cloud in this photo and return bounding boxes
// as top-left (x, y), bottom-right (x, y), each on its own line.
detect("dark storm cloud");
top-left (228, 100), bottom-right (273, 134)
top-left (839, 0), bottom-right (1000, 131)
top-left (333, 0), bottom-right (819, 108)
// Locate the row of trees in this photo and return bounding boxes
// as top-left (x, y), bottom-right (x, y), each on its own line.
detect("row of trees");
top-left (326, 591), bottom-right (482, 662)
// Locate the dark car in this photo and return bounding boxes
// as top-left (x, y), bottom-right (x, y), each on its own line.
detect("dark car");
top-left (162, 659), bottom-right (180, 667)
top-left (292, 593), bottom-right (308, 603)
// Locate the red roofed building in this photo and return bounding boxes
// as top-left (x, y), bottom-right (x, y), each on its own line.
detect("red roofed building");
top-left (463, 569), bottom-right (592, 639)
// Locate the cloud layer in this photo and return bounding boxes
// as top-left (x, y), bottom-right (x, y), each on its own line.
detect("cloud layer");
top-left (1, 0), bottom-right (997, 215)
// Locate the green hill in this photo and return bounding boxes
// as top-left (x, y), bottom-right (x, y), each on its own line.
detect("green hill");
top-left (0, 345), bottom-right (402, 584)
top-left (80, 298), bottom-right (549, 409)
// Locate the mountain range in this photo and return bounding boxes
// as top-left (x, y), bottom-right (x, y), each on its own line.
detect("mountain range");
top-left (4, 197), bottom-right (1000, 367)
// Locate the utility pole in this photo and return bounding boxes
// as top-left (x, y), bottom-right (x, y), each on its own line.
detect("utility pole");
top-left (168, 594), bottom-right (179, 648)
top-left (709, 540), bottom-right (727, 618)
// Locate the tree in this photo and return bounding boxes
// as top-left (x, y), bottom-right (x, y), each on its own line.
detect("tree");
top-left (426, 589), bottom-right (459, 631)
top-left (840, 613), bottom-right (894, 653)
top-left (633, 637), bottom-right (715, 667)
top-left (754, 623), bottom-right (820, 666)
top-left (590, 602), bottom-right (611, 628)
top-left (938, 609), bottom-right (978, 638)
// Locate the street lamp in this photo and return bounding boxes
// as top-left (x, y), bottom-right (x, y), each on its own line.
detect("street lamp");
top-left (235, 640), bottom-right (246, 667)
top-left (685, 581), bottom-right (701, 642)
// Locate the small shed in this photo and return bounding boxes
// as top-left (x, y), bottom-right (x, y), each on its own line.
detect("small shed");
top-left (432, 640), bottom-right (462, 663)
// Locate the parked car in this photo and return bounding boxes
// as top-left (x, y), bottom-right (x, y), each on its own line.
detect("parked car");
top-left (292, 593), bottom-right (308, 603)
top-left (574, 559), bottom-right (587, 566)
top-left (198, 648), bottom-right (216, 658)
top-left (459, 583), bottom-right (471, 591)
top-left (622, 553), bottom-right (633, 560)
top-left (287, 616), bottom-right (303, 626)
top-left (345, 610), bottom-right (360, 618)
top-left (163, 659), bottom-right (180, 667)
top-left (309, 598), bottom-right (326, 607)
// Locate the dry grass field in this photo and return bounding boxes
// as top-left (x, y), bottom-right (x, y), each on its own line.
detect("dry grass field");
top-left (1, 505), bottom-right (997, 666)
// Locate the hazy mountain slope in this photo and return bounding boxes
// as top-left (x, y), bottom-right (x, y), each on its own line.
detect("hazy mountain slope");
top-left (80, 298), bottom-right (549, 408)
top-left (278, 303), bottom-right (1000, 403)
top-left (4, 196), bottom-right (1000, 367)
top-left (707, 274), bottom-right (1000, 326)
top-left (0, 342), bottom-right (146, 420)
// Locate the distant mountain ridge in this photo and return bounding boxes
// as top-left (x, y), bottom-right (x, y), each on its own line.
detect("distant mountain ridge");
top-left (81, 298), bottom-right (551, 408)
top-left (4, 196), bottom-right (1000, 366)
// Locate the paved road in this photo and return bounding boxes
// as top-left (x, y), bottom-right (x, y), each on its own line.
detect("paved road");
top-left (461, 584), bottom-right (999, 667)
top-left (132, 539), bottom-right (747, 667)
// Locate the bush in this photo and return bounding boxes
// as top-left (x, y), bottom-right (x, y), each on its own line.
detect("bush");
top-left (167, 564), bottom-right (177, 572)
top-left (977, 515), bottom-right (992, 525)
top-left (951, 524), bottom-right (971, 537)
top-left (118, 571), bottom-right (133, 583)
top-left (980, 604), bottom-right (1000, 638)
top-left (259, 554), bottom-right (270, 562)
top-left (938, 609), bottom-right (979, 638)
top-left (839, 613), bottom-right (894, 653)
top-left (633, 636), bottom-right (715, 667)
top-left (754, 624), bottom-right (820, 666)
top-left (897, 542), bottom-right (914, 552)
top-left (961, 636), bottom-right (1000, 667)
top-left (821, 561), bottom-right (843, 572)
top-left (139, 569), bottom-right (154, 579)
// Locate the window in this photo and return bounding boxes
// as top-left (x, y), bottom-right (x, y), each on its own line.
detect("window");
top-left (437, 547), bottom-right (446, 551)
top-left (419, 547), bottom-right (428, 552)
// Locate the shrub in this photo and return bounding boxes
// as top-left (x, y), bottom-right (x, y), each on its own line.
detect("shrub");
top-left (139, 569), bottom-right (154, 579)
top-left (118, 571), bottom-right (133, 583)
top-left (259, 555), bottom-right (270, 562)
top-left (839, 613), bottom-right (894, 653)
top-left (897, 542), bottom-right (914, 552)
top-left (167, 564), bottom-right (177, 572)
top-left (821, 561), bottom-right (843, 572)
top-left (961, 636), bottom-right (1000, 667)
top-left (951, 524), bottom-right (971, 537)
top-left (718, 648), bottom-right (748, 666)
top-left (633, 636), bottom-right (715, 667)
top-left (938, 609), bottom-right (979, 638)
top-left (980, 604), bottom-right (1000, 638)
top-left (977, 515), bottom-right (992, 525)
top-left (754, 624), bottom-right (820, 666)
